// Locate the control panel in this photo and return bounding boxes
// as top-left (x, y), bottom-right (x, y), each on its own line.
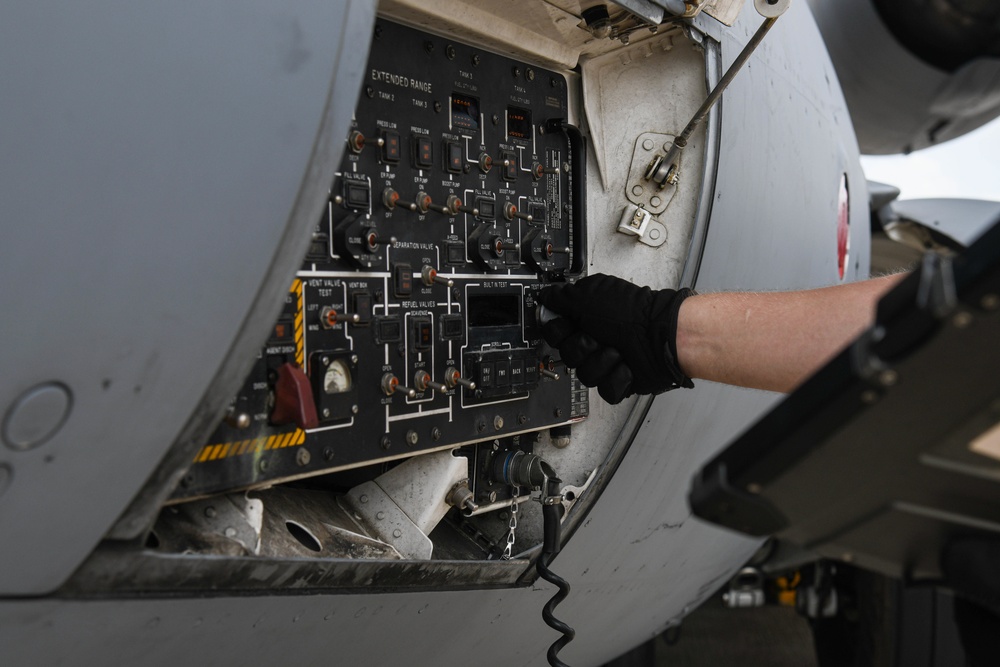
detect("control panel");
top-left (174, 19), bottom-right (586, 501)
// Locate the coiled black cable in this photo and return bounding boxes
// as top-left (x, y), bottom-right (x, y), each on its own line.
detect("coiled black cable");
top-left (537, 551), bottom-right (575, 667)
top-left (538, 478), bottom-right (575, 667)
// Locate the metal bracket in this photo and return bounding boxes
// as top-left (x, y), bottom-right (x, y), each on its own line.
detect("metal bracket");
top-left (559, 467), bottom-right (598, 515)
top-left (627, 133), bottom-right (678, 215)
top-left (618, 204), bottom-right (668, 247)
top-left (345, 481), bottom-right (433, 560)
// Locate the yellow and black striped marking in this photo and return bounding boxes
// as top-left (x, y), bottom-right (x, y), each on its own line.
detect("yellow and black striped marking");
top-left (193, 429), bottom-right (305, 463)
top-left (293, 278), bottom-right (304, 367)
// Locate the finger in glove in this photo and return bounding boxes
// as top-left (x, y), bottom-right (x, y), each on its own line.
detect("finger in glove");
top-left (540, 316), bottom-right (577, 348)
top-left (558, 331), bottom-right (601, 368)
top-left (575, 345), bottom-right (625, 387)
top-left (597, 363), bottom-right (634, 405)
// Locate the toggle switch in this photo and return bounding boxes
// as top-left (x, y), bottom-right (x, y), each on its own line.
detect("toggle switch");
top-left (478, 152), bottom-right (494, 174)
top-left (348, 130), bottom-right (365, 154)
top-left (414, 370), bottom-right (447, 394)
top-left (445, 367), bottom-right (476, 390)
top-left (503, 202), bottom-right (533, 223)
top-left (539, 357), bottom-right (561, 381)
top-left (429, 194), bottom-right (477, 217)
top-left (381, 373), bottom-right (416, 398)
top-left (421, 265), bottom-right (454, 287)
top-left (319, 306), bottom-right (360, 329)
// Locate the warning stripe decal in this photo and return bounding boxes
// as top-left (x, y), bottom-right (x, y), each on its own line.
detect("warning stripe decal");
top-left (191, 429), bottom-right (306, 464)
top-left (293, 279), bottom-right (304, 368)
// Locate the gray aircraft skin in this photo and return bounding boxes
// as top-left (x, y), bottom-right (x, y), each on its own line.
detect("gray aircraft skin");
top-left (0, 1), bottom-right (989, 665)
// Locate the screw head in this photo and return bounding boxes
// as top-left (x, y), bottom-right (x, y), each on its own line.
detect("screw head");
top-left (296, 448), bottom-right (311, 467)
top-left (526, 68), bottom-right (535, 81)
top-left (323, 446), bottom-right (335, 461)
top-left (351, 404), bottom-right (359, 414)
top-left (431, 427), bottom-right (442, 441)
top-left (511, 66), bottom-right (521, 78)
top-left (433, 101), bottom-right (442, 113)
top-left (406, 430), bottom-right (419, 446)
top-left (258, 459), bottom-right (269, 472)
top-left (472, 54), bottom-right (480, 66)
top-left (424, 41), bottom-right (434, 54)
top-left (446, 44), bottom-right (456, 60)
top-left (365, 86), bottom-right (374, 98)
top-left (380, 435), bottom-right (391, 450)
top-left (493, 415), bottom-right (504, 431)
top-left (477, 421), bottom-right (486, 433)
top-left (878, 369), bottom-right (899, 387)
top-left (322, 408), bottom-right (331, 418)
top-left (204, 507), bottom-right (217, 519)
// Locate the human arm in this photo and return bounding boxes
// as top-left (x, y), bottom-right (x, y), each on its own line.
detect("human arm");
top-left (676, 273), bottom-right (906, 392)
top-left (538, 272), bottom-right (906, 402)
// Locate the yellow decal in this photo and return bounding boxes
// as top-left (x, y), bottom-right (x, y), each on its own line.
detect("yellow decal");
top-left (192, 429), bottom-right (305, 463)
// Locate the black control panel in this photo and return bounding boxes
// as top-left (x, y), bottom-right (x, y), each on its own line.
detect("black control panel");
top-left (174, 19), bottom-right (587, 501)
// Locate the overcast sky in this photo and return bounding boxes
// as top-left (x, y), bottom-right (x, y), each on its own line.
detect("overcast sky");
top-left (860, 117), bottom-right (1000, 203)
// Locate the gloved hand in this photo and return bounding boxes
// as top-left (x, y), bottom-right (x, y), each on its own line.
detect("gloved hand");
top-left (537, 273), bottom-right (694, 404)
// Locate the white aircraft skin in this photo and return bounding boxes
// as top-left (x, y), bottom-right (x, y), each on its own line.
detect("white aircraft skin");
top-left (5, 0), bottom-right (955, 664)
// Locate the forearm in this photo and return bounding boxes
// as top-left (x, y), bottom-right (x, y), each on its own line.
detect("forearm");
top-left (676, 274), bottom-right (907, 393)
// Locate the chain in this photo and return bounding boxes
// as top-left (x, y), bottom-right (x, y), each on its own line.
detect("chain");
top-left (501, 485), bottom-right (520, 560)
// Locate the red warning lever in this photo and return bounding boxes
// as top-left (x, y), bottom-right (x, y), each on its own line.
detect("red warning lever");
top-left (270, 363), bottom-right (318, 430)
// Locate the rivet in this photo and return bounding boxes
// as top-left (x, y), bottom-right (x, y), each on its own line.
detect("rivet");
top-left (296, 448), bottom-right (311, 466)
top-left (204, 506), bottom-right (217, 519)
top-left (392, 529), bottom-right (403, 539)
top-left (650, 196), bottom-right (662, 207)
top-left (632, 185), bottom-right (644, 196)
top-left (642, 139), bottom-right (654, 151)
top-left (878, 369), bottom-right (898, 387)
top-left (224, 527), bottom-right (237, 538)
top-left (376, 511), bottom-right (386, 521)
top-left (360, 494), bottom-right (369, 504)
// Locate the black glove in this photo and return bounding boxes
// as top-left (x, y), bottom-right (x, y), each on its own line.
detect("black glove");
top-left (537, 273), bottom-right (694, 404)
